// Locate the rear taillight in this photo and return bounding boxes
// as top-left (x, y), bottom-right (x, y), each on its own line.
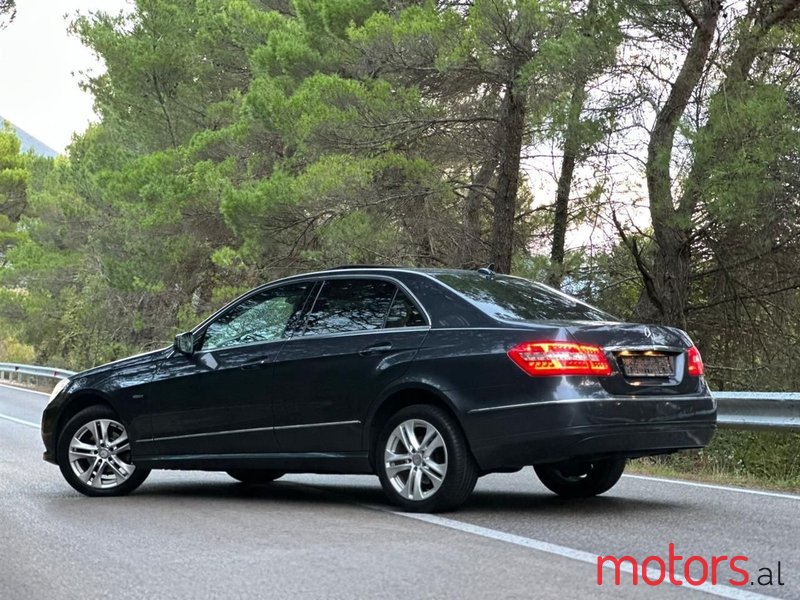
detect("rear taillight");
top-left (507, 341), bottom-right (612, 377)
top-left (686, 345), bottom-right (704, 376)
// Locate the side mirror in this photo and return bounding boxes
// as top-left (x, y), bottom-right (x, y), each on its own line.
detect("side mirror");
top-left (174, 331), bottom-right (195, 355)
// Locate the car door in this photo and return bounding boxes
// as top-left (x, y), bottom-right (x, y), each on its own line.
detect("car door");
top-left (271, 277), bottom-right (429, 453)
top-left (141, 281), bottom-right (315, 458)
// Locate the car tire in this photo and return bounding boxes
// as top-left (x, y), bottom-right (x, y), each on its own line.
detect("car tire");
top-left (226, 470), bottom-right (284, 484)
top-left (534, 458), bottom-right (626, 498)
top-left (57, 405), bottom-right (150, 497)
top-left (376, 404), bottom-right (477, 513)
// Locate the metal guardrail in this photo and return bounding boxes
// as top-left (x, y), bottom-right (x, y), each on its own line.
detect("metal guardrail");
top-left (0, 362), bottom-right (75, 389)
top-left (0, 363), bottom-right (798, 431)
top-left (714, 392), bottom-right (800, 432)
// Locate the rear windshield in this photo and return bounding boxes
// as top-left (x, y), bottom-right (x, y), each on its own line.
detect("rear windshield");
top-left (432, 272), bottom-right (616, 323)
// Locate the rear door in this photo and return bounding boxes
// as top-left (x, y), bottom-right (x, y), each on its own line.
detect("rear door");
top-left (271, 277), bottom-right (429, 452)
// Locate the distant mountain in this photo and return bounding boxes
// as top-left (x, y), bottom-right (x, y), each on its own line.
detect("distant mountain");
top-left (0, 115), bottom-right (59, 157)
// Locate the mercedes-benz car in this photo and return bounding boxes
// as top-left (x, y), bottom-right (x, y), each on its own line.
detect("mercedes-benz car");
top-left (41, 266), bottom-right (716, 512)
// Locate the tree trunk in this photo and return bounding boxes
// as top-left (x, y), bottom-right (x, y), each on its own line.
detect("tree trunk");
top-left (459, 160), bottom-right (495, 268)
top-left (548, 80), bottom-right (587, 288)
top-left (490, 80), bottom-right (526, 274)
top-left (644, 0), bottom-right (722, 328)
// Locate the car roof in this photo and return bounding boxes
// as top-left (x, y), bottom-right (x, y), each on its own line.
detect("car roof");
top-left (270, 266), bottom-right (531, 290)
top-left (312, 266), bottom-right (485, 277)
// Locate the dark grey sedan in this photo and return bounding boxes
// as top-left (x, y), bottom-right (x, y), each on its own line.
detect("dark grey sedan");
top-left (42, 267), bottom-right (715, 512)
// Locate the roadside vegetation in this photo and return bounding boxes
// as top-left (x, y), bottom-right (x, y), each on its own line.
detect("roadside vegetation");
top-left (632, 430), bottom-right (800, 493)
top-left (2, 0), bottom-right (800, 487)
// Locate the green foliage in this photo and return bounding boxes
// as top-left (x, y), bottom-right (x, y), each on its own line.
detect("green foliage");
top-left (0, 336), bottom-right (34, 363)
top-left (0, 124), bottom-right (28, 223)
top-left (71, 0), bottom-right (253, 151)
top-left (0, 128), bottom-right (29, 266)
top-left (694, 83), bottom-right (800, 224)
top-left (321, 0), bottom-right (381, 39)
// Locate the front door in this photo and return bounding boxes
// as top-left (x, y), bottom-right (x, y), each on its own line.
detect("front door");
top-left (141, 281), bottom-right (315, 458)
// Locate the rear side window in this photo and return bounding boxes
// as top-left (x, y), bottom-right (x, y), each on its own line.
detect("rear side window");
top-left (303, 279), bottom-right (394, 335)
top-left (385, 291), bottom-right (425, 328)
top-left (302, 279), bottom-right (426, 336)
top-left (432, 273), bottom-right (615, 323)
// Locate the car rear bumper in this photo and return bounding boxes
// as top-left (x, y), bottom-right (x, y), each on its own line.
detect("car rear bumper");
top-left (463, 393), bottom-right (716, 471)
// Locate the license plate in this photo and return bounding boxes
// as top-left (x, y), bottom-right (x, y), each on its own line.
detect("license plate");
top-left (621, 355), bottom-right (673, 377)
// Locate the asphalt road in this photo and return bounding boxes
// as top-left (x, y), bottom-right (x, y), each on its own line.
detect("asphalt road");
top-left (1, 382), bottom-right (797, 599)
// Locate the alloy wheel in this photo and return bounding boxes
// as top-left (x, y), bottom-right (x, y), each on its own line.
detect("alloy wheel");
top-left (384, 418), bottom-right (448, 501)
top-left (68, 419), bottom-right (136, 490)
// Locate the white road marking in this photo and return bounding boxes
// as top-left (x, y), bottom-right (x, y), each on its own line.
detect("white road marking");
top-left (0, 382), bottom-right (50, 396)
top-left (624, 474), bottom-right (800, 501)
top-left (0, 413), bottom-right (40, 429)
top-left (393, 511), bottom-right (775, 600)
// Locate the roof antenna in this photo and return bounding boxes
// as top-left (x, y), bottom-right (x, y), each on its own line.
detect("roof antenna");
top-left (477, 263), bottom-right (496, 277)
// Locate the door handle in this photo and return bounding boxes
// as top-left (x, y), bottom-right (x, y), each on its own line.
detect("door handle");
top-left (359, 342), bottom-right (393, 356)
top-left (241, 357), bottom-right (272, 370)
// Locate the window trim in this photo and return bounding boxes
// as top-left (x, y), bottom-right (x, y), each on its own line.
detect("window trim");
top-left (196, 335), bottom-right (288, 356)
top-left (282, 324), bottom-right (431, 345)
top-left (382, 287), bottom-right (399, 329)
top-left (176, 275), bottom-right (430, 356)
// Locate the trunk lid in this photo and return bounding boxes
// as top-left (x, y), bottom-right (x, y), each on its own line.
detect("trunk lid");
top-left (566, 322), bottom-right (688, 350)
top-left (566, 322), bottom-right (700, 396)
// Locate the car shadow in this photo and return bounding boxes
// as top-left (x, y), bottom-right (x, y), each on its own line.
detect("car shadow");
top-left (461, 488), bottom-right (677, 514)
top-left (128, 476), bottom-right (680, 515)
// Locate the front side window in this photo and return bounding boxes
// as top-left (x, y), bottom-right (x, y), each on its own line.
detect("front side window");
top-left (201, 282), bottom-right (312, 351)
top-left (302, 279), bottom-right (414, 336)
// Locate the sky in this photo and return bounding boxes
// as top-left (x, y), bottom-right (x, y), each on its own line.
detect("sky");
top-left (0, 0), bottom-right (129, 153)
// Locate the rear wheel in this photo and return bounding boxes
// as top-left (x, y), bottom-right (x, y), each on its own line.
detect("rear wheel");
top-left (226, 470), bottom-right (284, 484)
top-left (376, 404), bottom-right (477, 513)
top-left (57, 405), bottom-right (150, 497)
top-left (534, 458), bottom-right (626, 498)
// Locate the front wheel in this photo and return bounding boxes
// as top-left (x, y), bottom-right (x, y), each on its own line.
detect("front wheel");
top-left (534, 458), bottom-right (626, 498)
top-left (57, 405), bottom-right (150, 497)
top-left (376, 405), bottom-right (477, 513)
